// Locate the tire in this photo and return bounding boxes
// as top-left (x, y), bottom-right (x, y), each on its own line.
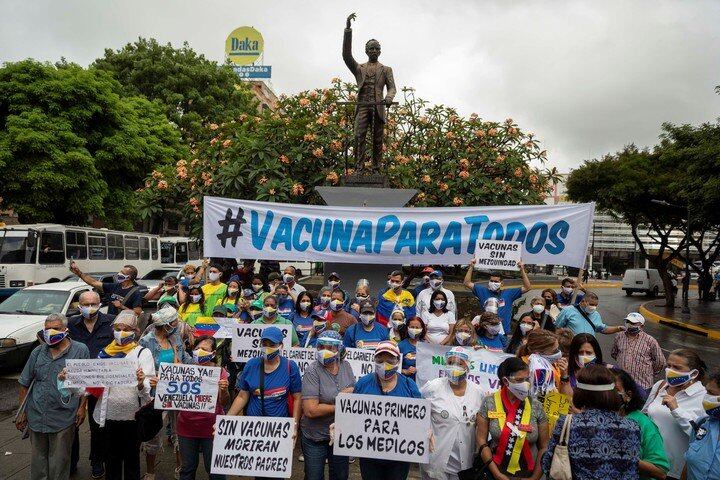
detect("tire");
top-left (624, 290), bottom-right (632, 296)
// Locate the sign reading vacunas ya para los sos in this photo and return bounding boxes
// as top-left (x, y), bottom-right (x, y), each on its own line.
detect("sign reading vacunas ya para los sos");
top-left (154, 363), bottom-right (220, 413)
top-left (203, 197), bottom-right (594, 267)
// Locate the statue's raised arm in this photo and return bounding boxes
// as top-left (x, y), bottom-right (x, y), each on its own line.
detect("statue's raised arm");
top-left (343, 13), bottom-right (358, 75)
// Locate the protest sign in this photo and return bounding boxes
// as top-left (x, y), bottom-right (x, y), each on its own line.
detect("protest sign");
top-left (474, 239), bottom-right (522, 271)
top-left (211, 415), bottom-right (294, 478)
top-left (415, 342), bottom-right (511, 392)
top-left (333, 393), bottom-right (431, 463)
top-left (282, 347), bottom-right (397, 382)
top-left (231, 324), bottom-right (293, 362)
top-left (64, 359), bottom-right (136, 388)
top-left (543, 390), bottom-right (572, 431)
top-left (154, 363), bottom-right (220, 413)
top-left (204, 197), bottom-right (595, 268)
top-left (214, 318), bottom-right (238, 339)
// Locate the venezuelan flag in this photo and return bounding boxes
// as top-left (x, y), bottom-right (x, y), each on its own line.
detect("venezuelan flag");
top-left (376, 288), bottom-right (417, 326)
top-left (194, 316), bottom-right (220, 337)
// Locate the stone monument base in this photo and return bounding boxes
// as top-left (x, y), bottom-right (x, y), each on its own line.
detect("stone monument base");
top-left (344, 172), bottom-right (387, 188)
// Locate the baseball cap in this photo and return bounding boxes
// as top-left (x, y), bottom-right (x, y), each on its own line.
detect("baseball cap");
top-left (430, 270), bottom-right (443, 278)
top-left (360, 301), bottom-right (376, 314)
top-left (261, 326), bottom-right (284, 344)
top-left (329, 272), bottom-right (341, 279)
top-left (624, 312), bottom-right (645, 325)
top-left (374, 340), bottom-right (400, 358)
top-left (242, 288), bottom-right (255, 297)
top-left (422, 266), bottom-right (434, 274)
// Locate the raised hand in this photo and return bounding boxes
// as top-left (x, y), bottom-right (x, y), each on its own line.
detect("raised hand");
top-left (346, 12), bottom-right (356, 29)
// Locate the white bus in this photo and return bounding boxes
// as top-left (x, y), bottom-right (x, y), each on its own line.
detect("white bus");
top-left (160, 236), bottom-right (203, 267)
top-left (0, 224), bottom-right (164, 298)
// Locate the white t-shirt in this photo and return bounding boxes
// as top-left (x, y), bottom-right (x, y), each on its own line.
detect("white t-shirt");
top-left (416, 287), bottom-right (457, 319)
top-left (422, 310), bottom-right (456, 344)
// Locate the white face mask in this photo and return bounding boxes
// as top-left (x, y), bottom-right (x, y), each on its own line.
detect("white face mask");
top-left (300, 301), bottom-right (312, 311)
top-left (455, 331), bottom-right (472, 345)
top-left (433, 300), bottom-right (446, 309)
top-left (407, 327), bottom-right (423, 339)
top-left (430, 279), bottom-right (443, 290)
top-left (488, 281), bottom-right (501, 292)
top-left (532, 304), bottom-right (545, 314)
top-left (542, 351), bottom-right (563, 362)
top-left (485, 305), bottom-right (498, 314)
top-left (208, 272), bottom-right (221, 282)
top-left (283, 274), bottom-right (294, 283)
top-left (519, 323), bottom-right (534, 335)
top-left (485, 324), bottom-right (502, 336)
top-left (422, 275), bottom-right (430, 284)
top-left (361, 314), bottom-right (375, 326)
top-left (190, 294), bottom-right (202, 303)
top-left (562, 286), bottom-right (573, 295)
top-left (506, 380), bottom-right (531, 401)
top-left (584, 305), bottom-right (597, 313)
top-left (329, 280), bottom-right (340, 288)
top-left (252, 284), bottom-right (263, 292)
top-left (388, 281), bottom-right (401, 289)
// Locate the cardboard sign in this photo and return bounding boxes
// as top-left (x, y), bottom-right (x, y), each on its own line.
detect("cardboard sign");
top-left (64, 359), bottom-right (136, 388)
top-left (543, 390), bottom-right (572, 431)
top-left (333, 393), bottom-right (431, 463)
top-left (154, 363), bottom-right (220, 413)
top-left (231, 324), bottom-right (293, 362)
top-left (474, 239), bottom-right (523, 271)
top-left (211, 415), bottom-right (294, 478)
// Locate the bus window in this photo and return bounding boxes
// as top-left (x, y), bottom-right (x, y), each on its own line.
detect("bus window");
top-left (108, 234), bottom-right (124, 260)
top-left (125, 236), bottom-right (139, 260)
top-left (151, 238), bottom-right (159, 260)
top-left (188, 241), bottom-right (200, 260)
top-left (0, 232), bottom-right (37, 264)
top-left (88, 234), bottom-right (107, 260)
top-left (65, 231), bottom-right (87, 260)
top-left (139, 237), bottom-right (150, 260)
top-left (38, 232), bottom-right (65, 264)
top-left (176, 242), bottom-right (189, 264)
top-left (161, 242), bottom-right (175, 264)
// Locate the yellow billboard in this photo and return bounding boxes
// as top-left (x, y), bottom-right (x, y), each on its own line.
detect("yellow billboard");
top-left (225, 26), bottom-right (264, 66)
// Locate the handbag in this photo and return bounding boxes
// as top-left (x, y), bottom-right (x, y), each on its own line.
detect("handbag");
top-left (549, 414), bottom-right (573, 480)
top-left (457, 454), bottom-right (492, 480)
top-left (135, 400), bottom-right (163, 442)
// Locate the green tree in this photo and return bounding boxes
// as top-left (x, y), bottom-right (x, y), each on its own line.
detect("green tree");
top-left (0, 59), bottom-right (185, 228)
top-left (138, 79), bottom-right (557, 239)
top-left (93, 38), bottom-right (257, 143)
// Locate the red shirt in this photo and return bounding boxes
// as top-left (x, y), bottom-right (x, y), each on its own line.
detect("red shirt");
top-left (176, 367), bottom-right (229, 439)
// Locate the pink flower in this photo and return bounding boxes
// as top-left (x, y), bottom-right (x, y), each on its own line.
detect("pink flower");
top-left (326, 172), bottom-right (339, 184)
top-left (177, 166), bottom-right (188, 179)
top-left (279, 155), bottom-right (290, 164)
top-left (330, 140), bottom-right (342, 152)
top-left (304, 133), bottom-right (316, 142)
top-left (459, 170), bottom-right (470, 179)
top-left (439, 183), bottom-right (449, 192)
top-left (488, 128), bottom-right (497, 136)
top-left (422, 175), bottom-right (431, 184)
top-left (453, 197), bottom-right (464, 206)
top-left (151, 170), bottom-right (163, 180)
top-left (189, 198), bottom-right (200, 206)
top-left (259, 176), bottom-right (268, 185)
top-left (313, 147), bottom-right (323, 158)
top-left (222, 139), bottom-right (232, 148)
top-left (157, 180), bottom-right (168, 190)
top-left (514, 167), bottom-right (523, 178)
top-left (459, 158), bottom-right (469, 169)
top-left (209, 123), bottom-right (219, 131)
top-left (291, 183), bottom-right (305, 196)
top-left (299, 98), bottom-right (310, 107)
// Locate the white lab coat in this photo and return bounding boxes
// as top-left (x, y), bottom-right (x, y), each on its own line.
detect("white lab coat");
top-left (420, 377), bottom-right (484, 480)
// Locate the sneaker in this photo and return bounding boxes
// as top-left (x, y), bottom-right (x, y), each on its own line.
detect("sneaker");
top-left (299, 454), bottom-right (304, 462)
top-left (91, 463), bottom-right (105, 479)
top-left (174, 466), bottom-right (181, 479)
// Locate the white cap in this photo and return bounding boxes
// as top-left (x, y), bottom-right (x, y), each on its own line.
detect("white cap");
top-left (624, 312), bottom-right (645, 325)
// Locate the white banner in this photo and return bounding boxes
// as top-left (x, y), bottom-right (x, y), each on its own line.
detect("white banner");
top-left (283, 347), bottom-right (395, 381)
top-left (231, 324), bottom-right (293, 362)
top-left (154, 363), bottom-right (220, 413)
top-left (333, 393), bottom-right (431, 463)
top-left (415, 342), bottom-right (512, 392)
top-left (211, 415), bottom-right (294, 478)
top-left (203, 197), bottom-right (594, 267)
top-left (474, 239), bottom-right (523, 271)
top-left (64, 359), bottom-right (136, 388)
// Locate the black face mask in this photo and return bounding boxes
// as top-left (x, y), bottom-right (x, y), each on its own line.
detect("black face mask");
top-left (545, 298), bottom-right (552, 307)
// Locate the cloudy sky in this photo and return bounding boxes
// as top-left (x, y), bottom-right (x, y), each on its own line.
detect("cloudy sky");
top-left (2, 0), bottom-right (719, 172)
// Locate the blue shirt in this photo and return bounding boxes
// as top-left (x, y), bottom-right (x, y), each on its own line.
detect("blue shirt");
top-left (353, 372), bottom-right (422, 398)
top-left (686, 416), bottom-right (720, 480)
top-left (471, 285), bottom-right (522, 332)
top-left (277, 297), bottom-right (295, 318)
top-left (291, 312), bottom-right (313, 346)
top-left (478, 333), bottom-right (508, 350)
top-left (237, 356), bottom-right (302, 417)
top-left (343, 322), bottom-right (389, 350)
top-left (555, 305), bottom-right (607, 336)
top-left (557, 290), bottom-right (584, 307)
top-left (397, 339), bottom-right (417, 381)
top-left (67, 312), bottom-right (115, 359)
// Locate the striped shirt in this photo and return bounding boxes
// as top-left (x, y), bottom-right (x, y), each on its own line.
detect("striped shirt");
top-left (611, 330), bottom-right (666, 389)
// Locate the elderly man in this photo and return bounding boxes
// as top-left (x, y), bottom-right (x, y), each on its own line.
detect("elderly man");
top-left (554, 291), bottom-right (625, 337)
top-left (70, 261), bottom-right (142, 315)
top-left (16, 314), bottom-right (90, 480)
top-left (67, 290), bottom-right (114, 477)
top-left (282, 265), bottom-right (306, 298)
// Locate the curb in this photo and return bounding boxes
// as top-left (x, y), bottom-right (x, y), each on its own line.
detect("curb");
top-left (639, 302), bottom-right (720, 341)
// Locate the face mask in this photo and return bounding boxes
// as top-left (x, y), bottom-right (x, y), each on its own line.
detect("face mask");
top-left (388, 281), bottom-right (401, 290)
top-left (455, 331), bottom-right (472, 345)
top-left (330, 300), bottom-right (344, 311)
top-left (329, 280), bottom-right (340, 289)
top-left (485, 305), bottom-right (498, 314)
top-left (485, 324), bottom-right (502, 336)
top-left (164, 325), bottom-right (177, 336)
top-left (562, 286), bottom-right (573, 295)
top-left (163, 285), bottom-right (176, 293)
top-left (300, 301), bottom-right (311, 311)
top-left (114, 330), bottom-right (136, 345)
top-left (408, 327), bottom-right (423, 339)
top-left (208, 272), bottom-right (221, 282)
top-left (541, 351), bottom-right (563, 362)
top-left (251, 311), bottom-right (263, 321)
top-left (263, 306), bottom-right (277, 318)
top-left (313, 320), bottom-right (327, 333)
top-left (488, 281), bottom-right (501, 292)
top-left (506, 380), bottom-right (531, 401)
top-left (193, 348), bottom-right (215, 364)
top-left (361, 314), bottom-right (375, 326)
top-left (665, 367), bottom-right (698, 387)
top-left (43, 328), bottom-right (67, 346)
top-left (445, 365), bottom-right (467, 384)
top-left (422, 275), bottom-right (430, 285)
top-left (391, 319), bottom-right (405, 330)
top-left (277, 294), bottom-right (289, 302)
top-left (356, 295), bottom-right (369, 302)
top-left (625, 322), bottom-right (641, 334)
top-left (252, 284), bottom-right (263, 292)
top-left (317, 349), bottom-right (339, 365)
top-left (283, 274), bottom-right (294, 283)
top-left (577, 354), bottom-right (596, 367)
top-left (584, 305), bottom-right (597, 313)
top-left (519, 323), bottom-right (534, 335)
top-left (227, 287), bottom-right (239, 296)
top-left (190, 294), bottom-right (202, 303)
top-left (375, 361), bottom-right (399, 380)
top-left (185, 273), bottom-right (195, 280)
top-left (532, 304), bottom-right (545, 314)
top-left (433, 300), bottom-right (446, 309)
top-left (545, 298), bottom-right (553, 307)
top-left (79, 305), bottom-right (99, 318)
top-left (263, 345), bottom-right (281, 361)
top-left (320, 296), bottom-right (331, 306)
top-left (115, 273), bottom-right (129, 283)
top-left (702, 394), bottom-right (720, 418)
top-left (430, 279), bottom-right (443, 290)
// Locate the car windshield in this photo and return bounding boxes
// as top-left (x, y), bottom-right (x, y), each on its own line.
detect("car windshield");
top-left (0, 290), bottom-right (70, 315)
top-left (0, 233), bottom-right (37, 264)
top-left (142, 269), bottom-right (175, 280)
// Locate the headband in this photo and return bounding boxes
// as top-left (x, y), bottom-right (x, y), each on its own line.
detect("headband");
top-left (576, 382), bottom-right (615, 391)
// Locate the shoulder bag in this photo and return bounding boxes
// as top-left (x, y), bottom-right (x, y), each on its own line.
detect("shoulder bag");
top-left (549, 414), bottom-right (573, 480)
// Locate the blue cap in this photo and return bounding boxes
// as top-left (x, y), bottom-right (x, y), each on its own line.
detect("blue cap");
top-left (430, 270), bottom-right (443, 278)
top-left (261, 326), bottom-right (284, 344)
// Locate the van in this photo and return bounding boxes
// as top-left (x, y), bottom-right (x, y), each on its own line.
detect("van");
top-left (622, 268), bottom-right (664, 297)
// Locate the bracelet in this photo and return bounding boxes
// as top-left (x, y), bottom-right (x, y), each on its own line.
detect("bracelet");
top-left (560, 376), bottom-right (570, 382)
top-left (477, 443), bottom-right (490, 452)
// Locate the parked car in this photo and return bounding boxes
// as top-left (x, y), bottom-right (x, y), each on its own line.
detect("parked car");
top-left (0, 281), bottom-right (94, 370)
top-left (622, 268), bottom-right (665, 297)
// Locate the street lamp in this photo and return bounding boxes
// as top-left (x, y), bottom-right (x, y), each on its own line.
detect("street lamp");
top-left (650, 199), bottom-right (691, 314)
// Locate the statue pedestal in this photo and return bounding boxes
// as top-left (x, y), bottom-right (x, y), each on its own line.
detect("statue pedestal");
top-left (315, 184), bottom-right (417, 296)
top-left (344, 172), bottom-right (387, 188)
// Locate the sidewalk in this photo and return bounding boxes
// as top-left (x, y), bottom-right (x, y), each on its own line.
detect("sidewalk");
top-left (640, 297), bottom-right (720, 340)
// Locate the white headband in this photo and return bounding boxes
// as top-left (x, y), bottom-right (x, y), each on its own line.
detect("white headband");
top-left (576, 382), bottom-right (615, 391)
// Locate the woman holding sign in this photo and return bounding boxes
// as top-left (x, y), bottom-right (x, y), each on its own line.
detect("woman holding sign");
top-left (398, 317), bottom-right (426, 381)
top-left (300, 330), bottom-right (356, 480)
top-left (421, 346), bottom-right (484, 480)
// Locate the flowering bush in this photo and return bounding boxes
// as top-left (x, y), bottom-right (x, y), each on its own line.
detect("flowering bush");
top-left (138, 79), bottom-right (558, 237)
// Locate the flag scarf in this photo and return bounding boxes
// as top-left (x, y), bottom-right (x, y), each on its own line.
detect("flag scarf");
top-left (491, 388), bottom-right (535, 475)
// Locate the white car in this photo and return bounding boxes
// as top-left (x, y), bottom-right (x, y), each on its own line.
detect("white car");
top-left (0, 281), bottom-right (93, 370)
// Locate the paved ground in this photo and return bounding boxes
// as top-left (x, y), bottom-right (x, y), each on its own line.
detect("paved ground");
top-left (1, 286), bottom-right (717, 479)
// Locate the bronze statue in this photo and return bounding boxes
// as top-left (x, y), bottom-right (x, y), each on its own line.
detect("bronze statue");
top-left (343, 13), bottom-right (396, 172)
